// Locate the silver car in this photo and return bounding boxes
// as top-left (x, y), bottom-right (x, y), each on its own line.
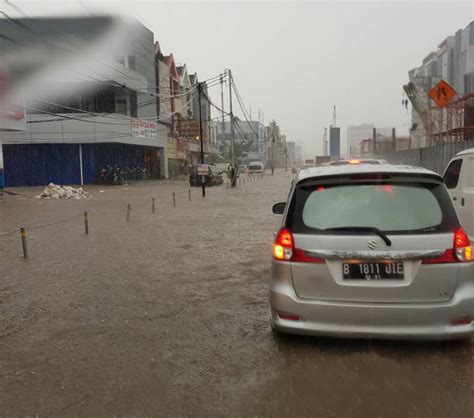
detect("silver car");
top-left (270, 163), bottom-right (474, 340)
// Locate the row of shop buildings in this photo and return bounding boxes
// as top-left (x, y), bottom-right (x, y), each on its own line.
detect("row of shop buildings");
top-left (0, 16), bottom-right (218, 187)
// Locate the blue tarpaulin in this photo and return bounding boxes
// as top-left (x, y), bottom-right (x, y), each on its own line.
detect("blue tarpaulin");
top-left (3, 143), bottom-right (149, 187)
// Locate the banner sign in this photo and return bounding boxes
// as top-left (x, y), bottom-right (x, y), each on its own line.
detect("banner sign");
top-left (131, 119), bottom-right (157, 139)
top-left (176, 138), bottom-right (188, 160)
top-left (179, 120), bottom-right (205, 139)
top-left (167, 138), bottom-right (177, 159)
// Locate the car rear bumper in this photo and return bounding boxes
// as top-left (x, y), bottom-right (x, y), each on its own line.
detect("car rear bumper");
top-left (270, 281), bottom-right (474, 340)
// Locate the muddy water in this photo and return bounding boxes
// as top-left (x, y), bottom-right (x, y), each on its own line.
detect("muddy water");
top-left (0, 173), bottom-right (472, 417)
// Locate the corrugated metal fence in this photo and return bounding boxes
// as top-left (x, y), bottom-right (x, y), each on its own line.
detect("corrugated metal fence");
top-left (379, 139), bottom-right (474, 174)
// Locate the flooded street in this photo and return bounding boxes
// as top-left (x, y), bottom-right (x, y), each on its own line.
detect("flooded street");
top-left (0, 171), bottom-right (473, 418)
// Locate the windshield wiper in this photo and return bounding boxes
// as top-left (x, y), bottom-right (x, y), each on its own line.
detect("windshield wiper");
top-left (324, 226), bottom-right (392, 247)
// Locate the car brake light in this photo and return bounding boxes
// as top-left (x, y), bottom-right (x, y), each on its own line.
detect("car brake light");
top-left (273, 229), bottom-right (325, 263)
top-left (422, 227), bottom-right (472, 264)
top-left (348, 159), bottom-right (360, 164)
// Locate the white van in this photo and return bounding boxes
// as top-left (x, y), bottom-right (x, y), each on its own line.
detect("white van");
top-left (443, 148), bottom-right (474, 241)
top-left (248, 161), bottom-right (264, 176)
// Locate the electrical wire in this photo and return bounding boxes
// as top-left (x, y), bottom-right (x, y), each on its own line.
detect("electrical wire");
top-left (231, 77), bottom-right (260, 137)
top-left (24, 91), bottom-right (197, 126)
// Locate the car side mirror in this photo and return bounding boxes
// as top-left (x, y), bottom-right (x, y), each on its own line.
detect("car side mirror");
top-left (272, 202), bottom-right (286, 214)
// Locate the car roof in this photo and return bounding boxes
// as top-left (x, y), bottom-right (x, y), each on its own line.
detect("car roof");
top-left (455, 148), bottom-right (474, 157)
top-left (295, 163), bottom-right (442, 183)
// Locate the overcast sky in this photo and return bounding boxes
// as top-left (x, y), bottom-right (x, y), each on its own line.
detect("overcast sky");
top-left (10, 0), bottom-right (474, 157)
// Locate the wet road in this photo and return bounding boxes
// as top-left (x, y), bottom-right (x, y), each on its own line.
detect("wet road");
top-left (0, 172), bottom-right (473, 417)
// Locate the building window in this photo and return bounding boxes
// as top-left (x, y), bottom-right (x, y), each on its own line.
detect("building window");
top-left (117, 99), bottom-right (127, 115)
top-left (130, 92), bottom-right (137, 118)
top-left (128, 55), bottom-right (136, 71)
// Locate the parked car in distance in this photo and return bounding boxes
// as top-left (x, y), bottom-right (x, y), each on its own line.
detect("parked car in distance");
top-left (189, 164), bottom-right (223, 187)
top-left (214, 163), bottom-right (229, 174)
top-left (270, 162), bottom-right (473, 340)
top-left (443, 148), bottom-right (474, 241)
top-left (248, 161), bottom-right (264, 175)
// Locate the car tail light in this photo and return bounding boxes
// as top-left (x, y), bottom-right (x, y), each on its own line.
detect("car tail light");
top-left (273, 228), bottom-right (294, 261)
top-left (422, 227), bottom-right (472, 264)
top-left (273, 229), bottom-right (325, 263)
top-left (454, 227), bottom-right (472, 262)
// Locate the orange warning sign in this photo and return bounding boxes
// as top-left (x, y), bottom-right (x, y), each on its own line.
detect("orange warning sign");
top-left (428, 80), bottom-right (457, 108)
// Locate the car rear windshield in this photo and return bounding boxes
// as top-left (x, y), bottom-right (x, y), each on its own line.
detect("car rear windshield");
top-left (286, 181), bottom-right (459, 234)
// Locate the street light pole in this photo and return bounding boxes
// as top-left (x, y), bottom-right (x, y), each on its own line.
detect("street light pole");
top-left (228, 69), bottom-right (237, 187)
top-left (198, 82), bottom-right (205, 197)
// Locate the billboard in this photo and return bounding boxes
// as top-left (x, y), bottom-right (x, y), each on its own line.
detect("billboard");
top-left (329, 127), bottom-right (340, 159)
top-left (179, 120), bottom-right (207, 140)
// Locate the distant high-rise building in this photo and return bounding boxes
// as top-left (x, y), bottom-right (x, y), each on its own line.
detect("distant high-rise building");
top-left (329, 127), bottom-right (340, 159)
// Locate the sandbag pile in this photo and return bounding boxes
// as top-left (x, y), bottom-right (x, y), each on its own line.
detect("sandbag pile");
top-left (36, 183), bottom-right (91, 200)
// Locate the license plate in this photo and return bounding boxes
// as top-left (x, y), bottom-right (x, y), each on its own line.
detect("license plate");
top-left (342, 262), bottom-right (404, 280)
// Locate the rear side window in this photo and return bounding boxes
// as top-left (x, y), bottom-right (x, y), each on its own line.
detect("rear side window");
top-left (466, 157), bottom-right (474, 187)
top-left (444, 159), bottom-right (463, 189)
top-left (287, 181), bottom-right (458, 234)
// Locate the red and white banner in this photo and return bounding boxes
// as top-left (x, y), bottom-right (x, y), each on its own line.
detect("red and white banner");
top-left (131, 119), bottom-right (157, 139)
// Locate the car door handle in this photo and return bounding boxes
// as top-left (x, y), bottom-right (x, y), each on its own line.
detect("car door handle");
top-left (461, 197), bottom-right (465, 206)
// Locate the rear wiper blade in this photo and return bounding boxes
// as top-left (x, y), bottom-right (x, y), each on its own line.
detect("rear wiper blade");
top-left (324, 226), bottom-right (392, 247)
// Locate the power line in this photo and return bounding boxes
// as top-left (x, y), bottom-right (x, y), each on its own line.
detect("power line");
top-left (231, 77), bottom-right (260, 137)
top-left (26, 91), bottom-right (197, 125)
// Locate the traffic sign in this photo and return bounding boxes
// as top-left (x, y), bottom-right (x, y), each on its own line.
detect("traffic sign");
top-left (197, 164), bottom-right (209, 176)
top-left (428, 80), bottom-right (457, 108)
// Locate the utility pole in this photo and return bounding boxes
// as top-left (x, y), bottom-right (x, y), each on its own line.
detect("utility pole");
top-left (372, 127), bottom-right (377, 157)
top-left (271, 124), bottom-right (275, 176)
top-left (198, 82), bottom-right (205, 197)
top-left (220, 75), bottom-right (225, 134)
top-left (228, 69), bottom-right (237, 187)
top-left (323, 127), bottom-right (328, 156)
top-left (285, 145), bottom-right (287, 172)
